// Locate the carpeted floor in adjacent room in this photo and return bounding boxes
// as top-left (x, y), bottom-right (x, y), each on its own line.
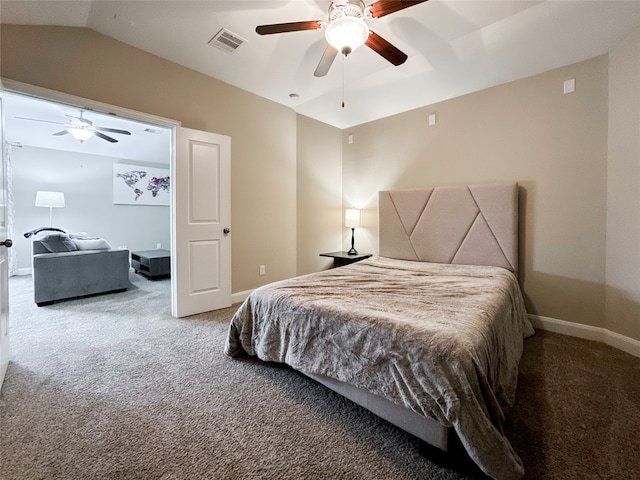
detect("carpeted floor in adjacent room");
top-left (1, 273), bottom-right (638, 479)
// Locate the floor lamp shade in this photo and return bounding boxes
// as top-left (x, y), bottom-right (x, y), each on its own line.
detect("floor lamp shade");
top-left (35, 191), bottom-right (65, 227)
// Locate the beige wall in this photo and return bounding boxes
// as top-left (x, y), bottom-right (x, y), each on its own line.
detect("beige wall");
top-left (296, 115), bottom-right (343, 275)
top-left (606, 27), bottom-right (640, 341)
top-left (341, 56), bottom-right (610, 331)
top-left (0, 25), bottom-right (297, 294)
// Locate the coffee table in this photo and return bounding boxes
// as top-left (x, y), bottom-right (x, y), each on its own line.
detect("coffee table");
top-left (131, 249), bottom-right (171, 279)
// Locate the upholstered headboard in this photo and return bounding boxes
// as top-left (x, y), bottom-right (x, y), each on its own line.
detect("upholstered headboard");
top-left (378, 182), bottom-right (519, 272)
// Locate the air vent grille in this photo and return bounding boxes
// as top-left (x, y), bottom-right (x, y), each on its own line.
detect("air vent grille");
top-left (208, 28), bottom-right (247, 53)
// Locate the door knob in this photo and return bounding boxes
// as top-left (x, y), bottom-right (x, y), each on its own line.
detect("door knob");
top-left (223, 228), bottom-right (230, 235)
top-left (0, 239), bottom-right (13, 248)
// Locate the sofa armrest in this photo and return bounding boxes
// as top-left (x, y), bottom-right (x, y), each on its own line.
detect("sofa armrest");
top-left (33, 249), bottom-right (131, 305)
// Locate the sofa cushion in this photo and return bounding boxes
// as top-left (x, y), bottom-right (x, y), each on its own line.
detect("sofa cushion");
top-left (74, 238), bottom-right (112, 251)
top-left (35, 232), bottom-right (78, 253)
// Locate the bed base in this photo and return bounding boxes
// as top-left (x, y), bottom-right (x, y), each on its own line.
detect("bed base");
top-left (303, 372), bottom-right (451, 451)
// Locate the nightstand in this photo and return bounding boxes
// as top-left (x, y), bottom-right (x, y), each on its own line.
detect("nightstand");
top-left (319, 251), bottom-right (372, 268)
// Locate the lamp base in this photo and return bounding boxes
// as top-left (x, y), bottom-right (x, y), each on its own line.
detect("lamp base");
top-left (347, 228), bottom-right (358, 255)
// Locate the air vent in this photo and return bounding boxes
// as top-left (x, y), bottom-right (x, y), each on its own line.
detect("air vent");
top-left (208, 28), bottom-right (247, 53)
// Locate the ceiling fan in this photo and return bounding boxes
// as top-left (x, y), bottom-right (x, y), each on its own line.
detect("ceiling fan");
top-left (256, 0), bottom-right (428, 77)
top-left (15, 111), bottom-right (132, 143)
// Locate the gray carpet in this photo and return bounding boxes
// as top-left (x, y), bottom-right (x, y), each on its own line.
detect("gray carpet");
top-left (1, 273), bottom-right (638, 479)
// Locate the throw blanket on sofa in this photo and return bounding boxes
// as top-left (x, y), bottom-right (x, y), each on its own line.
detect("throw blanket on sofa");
top-left (225, 257), bottom-right (534, 480)
top-left (23, 227), bottom-right (65, 238)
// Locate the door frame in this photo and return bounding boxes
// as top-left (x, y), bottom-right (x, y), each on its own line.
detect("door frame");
top-left (1, 79), bottom-right (182, 314)
top-left (0, 81), bottom-right (9, 388)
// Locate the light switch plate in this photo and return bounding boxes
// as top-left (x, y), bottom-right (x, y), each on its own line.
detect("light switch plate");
top-left (564, 78), bottom-right (575, 94)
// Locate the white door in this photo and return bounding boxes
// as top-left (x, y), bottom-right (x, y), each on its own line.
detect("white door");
top-left (0, 88), bottom-right (11, 388)
top-left (172, 127), bottom-right (231, 317)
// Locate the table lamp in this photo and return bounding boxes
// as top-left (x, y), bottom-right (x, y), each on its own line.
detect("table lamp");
top-left (345, 208), bottom-right (361, 255)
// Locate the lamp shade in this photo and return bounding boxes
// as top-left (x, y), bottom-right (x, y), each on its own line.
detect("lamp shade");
top-left (35, 191), bottom-right (65, 208)
top-left (325, 17), bottom-right (369, 55)
top-left (67, 127), bottom-right (95, 142)
top-left (345, 208), bottom-right (361, 228)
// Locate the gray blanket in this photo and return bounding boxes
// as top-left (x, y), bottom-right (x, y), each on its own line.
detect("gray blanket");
top-left (225, 257), bottom-right (534, 480)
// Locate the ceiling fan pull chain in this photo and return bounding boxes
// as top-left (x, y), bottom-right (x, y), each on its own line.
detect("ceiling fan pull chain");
top-left (342, 54), bottom-right (346, 108)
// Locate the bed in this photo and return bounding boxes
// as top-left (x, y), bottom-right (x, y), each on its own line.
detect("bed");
top-left (225, 182), bottom-right (534, 480)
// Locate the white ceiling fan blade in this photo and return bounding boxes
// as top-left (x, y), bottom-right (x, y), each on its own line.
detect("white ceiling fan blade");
top-left (314, 45), bottom-right (339, 77)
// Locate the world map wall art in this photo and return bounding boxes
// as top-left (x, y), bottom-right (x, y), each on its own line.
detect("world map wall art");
top-left (113, 163), bottom-right (170, 206)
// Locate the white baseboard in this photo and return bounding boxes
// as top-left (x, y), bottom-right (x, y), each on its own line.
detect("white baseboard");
top-left (529, 314), bottom-right (640, 358)
top-left (231, 289), bottom-right (252, 305)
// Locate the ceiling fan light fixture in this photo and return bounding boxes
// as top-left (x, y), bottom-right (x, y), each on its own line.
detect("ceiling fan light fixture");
top-left (67, 127), bottom-right (94, 142)
top-left (325, 17), bottom-right (369, 55)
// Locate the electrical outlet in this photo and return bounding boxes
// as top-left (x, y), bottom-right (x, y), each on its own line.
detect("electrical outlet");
top-left (156, 243), bottom-right (162, 249)
top-left (259, 265), bottom-right (265, 276)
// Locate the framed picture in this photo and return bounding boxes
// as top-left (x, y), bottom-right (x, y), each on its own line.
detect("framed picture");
top-left (113, 163), bottom-right (170, 206)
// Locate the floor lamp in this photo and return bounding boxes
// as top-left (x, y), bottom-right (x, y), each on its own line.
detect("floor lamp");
top-left (35, 191), bottom-right (65, 227)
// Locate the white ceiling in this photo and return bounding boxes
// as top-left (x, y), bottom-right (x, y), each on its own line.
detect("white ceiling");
top-left (3, 91), bottom-right (172, 164)
top-left (2, 0), bottom-right (640, 137)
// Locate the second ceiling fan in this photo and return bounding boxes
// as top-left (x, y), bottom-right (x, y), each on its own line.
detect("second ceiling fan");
top-left (256, 0), bottom-right (428, 77)
top-left (16, 111), bottom-right (131, 143)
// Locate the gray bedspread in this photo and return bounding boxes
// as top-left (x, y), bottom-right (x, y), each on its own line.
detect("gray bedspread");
top-left (225, 256), bottom-right (534, 480)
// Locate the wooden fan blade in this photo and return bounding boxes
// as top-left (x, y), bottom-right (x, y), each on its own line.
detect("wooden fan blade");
top-left (314, 45), bottom-right (339, 77)
top-left (94, 131), bottom-right (118, 143)
top-left (15, 116), bottom-right (66, 125)
top-left (256, 21), bottom-right (323, 35)
top-left (96, 127), bottom-right (131, 135)
top-left (365, 31), bottom-right (408, 66)
top-left (369, 0), bottom-right (428, 19)
top-left (52, 130), bottom-right (69, 136)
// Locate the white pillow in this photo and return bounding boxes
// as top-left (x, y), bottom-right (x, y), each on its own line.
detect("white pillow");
top-left (73, 238), bottom-right (112, 251)
top-left (68, 232), bottom-right (91, 239)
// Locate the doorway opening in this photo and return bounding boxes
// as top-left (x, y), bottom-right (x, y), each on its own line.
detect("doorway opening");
top-left (3, 83), bottom-right (178, 313)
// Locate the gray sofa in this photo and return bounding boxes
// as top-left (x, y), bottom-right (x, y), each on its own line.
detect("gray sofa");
top-left (31, 231), bottom-right (131, 306)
